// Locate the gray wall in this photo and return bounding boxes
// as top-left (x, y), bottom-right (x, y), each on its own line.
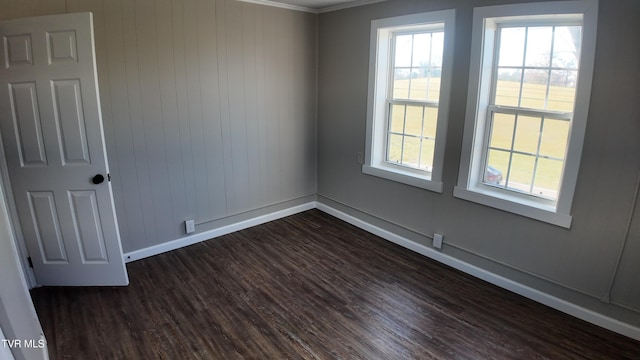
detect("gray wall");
top-left (0, 0), bottom-right (318, 253)
top-left (317, 0), bottom-right (640, 325)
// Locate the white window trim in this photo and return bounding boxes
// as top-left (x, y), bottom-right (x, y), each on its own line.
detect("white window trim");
top-left (363, 10), bottom-right (456, 193)
top-left (454, 0), bottom-right (598, 228)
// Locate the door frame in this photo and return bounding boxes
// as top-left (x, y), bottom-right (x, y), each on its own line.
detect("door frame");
top-left (0, 134), bottom-right (37, 289)
top-left (0, 157), bottom-right (48, 360)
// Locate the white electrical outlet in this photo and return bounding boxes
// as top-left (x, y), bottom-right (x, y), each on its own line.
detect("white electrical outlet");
top-left (185, 219), bottom-right (195, 234)
top-left (433, 233), bottom-right (443, 250)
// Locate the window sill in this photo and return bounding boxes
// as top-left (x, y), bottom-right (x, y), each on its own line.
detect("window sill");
top-left (363, 164), bottom-right (443, 193)
top-left (453, 186), bottom-right (572, 228)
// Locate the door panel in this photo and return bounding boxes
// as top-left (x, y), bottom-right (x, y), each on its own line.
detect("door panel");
top-left (47, 30), bottom-right (78, 64)
top-left (5, 34), bottom-right (33, 66)
top-left (52, 79), bottom-right (90, 164)
top-left (0, 13), bottom-right (128, 286)
top-left (69, 190), bottom-right (108, 263)
top-left (28, 191), bottom-right (68, 263)
top-left (9, 82), bottom-right (47, 165)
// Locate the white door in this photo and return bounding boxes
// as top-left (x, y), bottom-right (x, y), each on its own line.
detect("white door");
top-left (0, 13), bottom-right (128, 286)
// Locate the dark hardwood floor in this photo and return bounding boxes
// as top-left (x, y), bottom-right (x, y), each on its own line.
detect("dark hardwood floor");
top-left (31, 210), bottom-right (640, 359)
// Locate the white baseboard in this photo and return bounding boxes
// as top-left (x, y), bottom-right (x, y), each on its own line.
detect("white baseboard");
top-left (123, 202), bottom-right (316, 263)
top-left (315, 202), bottom-right (640, 341)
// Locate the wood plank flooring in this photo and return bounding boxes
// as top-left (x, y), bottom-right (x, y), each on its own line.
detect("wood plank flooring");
top-left (31, 210), bottom-right (640, 359)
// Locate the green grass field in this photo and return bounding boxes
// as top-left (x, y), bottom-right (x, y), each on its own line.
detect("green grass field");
top-left (388, 78), bottom-right (576, 197)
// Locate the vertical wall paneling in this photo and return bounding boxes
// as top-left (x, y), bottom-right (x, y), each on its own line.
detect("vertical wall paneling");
top-left (242, 3), bottom-right (260, 210)
top-left (170, 0), bottom-right (197, 226)
top-left (0, 0), bottom-right (66, 20)
top-left (155, 0), bottom-right (189, 235)
top-left (224, 0), bottom-right (251, 215)
top-left (254, 7), bottom-right (268, 206)
top-left (197, 0), bottom-right (226, 221)
top-left (262, 6), bottom-right (281, 205)
top-left (279, 10), bottom-right (294, 200)
top-left (103, 0), bottom-right (146, 251)
top-left (183, 0), bottom-right (209, 221)
top-left (214, 0), bottom-right (235, 216)
top-left (123, 0), bottom-right (159, 248)
top-left (135, 0), bottom-right (175, 241)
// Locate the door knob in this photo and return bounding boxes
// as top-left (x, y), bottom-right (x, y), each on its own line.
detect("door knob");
top-left (92, 174), bottom-right (105, 184)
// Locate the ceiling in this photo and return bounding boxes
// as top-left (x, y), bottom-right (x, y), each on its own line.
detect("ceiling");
top-left (242, 0), bottom-right (387, 13)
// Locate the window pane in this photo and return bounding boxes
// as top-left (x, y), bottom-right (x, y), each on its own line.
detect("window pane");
top-left (539, 118), bottom-right (569, 159)
top-left (390, 104), bottom-right (405, 133)
top-left (485, 149), bottom-right (509, 185)
top-left (422, 107), bottom-right (438, 138)
top-left (498, 27), bottom-right (525, 67)
top-left (402, 136), bottom-right (421, 167)
top-left (548, 70), bottom-right (577, 112)
top-left (394, 34), bottom-right (412, 67)
top-left (412, 33), bottom-right (431, 67)
top-left (495, 69), bottom-right (522, 107)
top-left (427, 68), bottom-right (442, 102)
top-left (552, 26), bottom-right (581, 69)
top-left (420, 139), bottom-right (435, 170)
top-left (409, 72), bottom-right (427, 101)
top-left (431, 32), bottom-right (444, 66)
top-left (524, 27), bottom-right (552, 67)
top-left (507, 153), bottom-right (535, 192)
top-left (489, 113), bottom-right (515, 150)
top-left (513, 115), bottom-right (541, 154)
top-left (534, 158), bottom-right (563, 199)
top-left (405, 105), bottom-right (423, 136)
top-left (387, 134), bottom-right (403, 163)
top-left (521, 69), bottom-right (549, 109)
top-left (393, 69), bottom-right (410, 99)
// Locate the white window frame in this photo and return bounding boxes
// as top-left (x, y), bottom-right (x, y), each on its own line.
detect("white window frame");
top-left (363, 10), bottom-right (455, 193)
top-left (454, 0), bottom-right (598, 228)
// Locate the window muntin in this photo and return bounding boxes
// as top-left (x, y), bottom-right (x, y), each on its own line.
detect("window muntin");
top-left (386, 30), bottom-right (444, 172)
top-left (480, 22), bottom-right (581, 202)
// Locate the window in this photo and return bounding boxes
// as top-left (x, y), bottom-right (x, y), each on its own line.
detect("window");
top-left (364, 10), bottom-right (455, 192)
top-left (455, 0), bottom-right (598, 228)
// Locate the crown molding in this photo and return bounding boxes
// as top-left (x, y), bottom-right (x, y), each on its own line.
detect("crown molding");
top-left (237, 0), bottom-right (317, 13)
top-left (318, 0), bottom-right (388, 13)
top-left (235, 0), bottom-right (388, 14)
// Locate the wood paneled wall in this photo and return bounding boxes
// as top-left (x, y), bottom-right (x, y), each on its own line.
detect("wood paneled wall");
top-left (0, 0), bottom-right (318, 252)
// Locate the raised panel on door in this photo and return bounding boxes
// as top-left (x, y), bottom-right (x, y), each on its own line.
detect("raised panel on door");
top-left (27, 191), bottom-right (68, 263)
top-left (51, 79), bottom-right (90, 165)
top-left (3, 34), bottom-right (33, 67)
top-left (68, 190), bottom-right (108, 263)
top-left (8, 81), bottom-right (47, 166)
top-left (46, 30), bottom-right (78, 64)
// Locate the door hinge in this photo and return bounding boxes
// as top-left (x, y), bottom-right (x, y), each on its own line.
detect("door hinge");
top-left (27, 256), bottom-right (33, 268)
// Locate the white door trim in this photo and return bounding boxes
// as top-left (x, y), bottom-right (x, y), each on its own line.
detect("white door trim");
top-left (0, 171), bottom-right (48, 360)
top-left (0, 139), bottom-right (36, 288)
